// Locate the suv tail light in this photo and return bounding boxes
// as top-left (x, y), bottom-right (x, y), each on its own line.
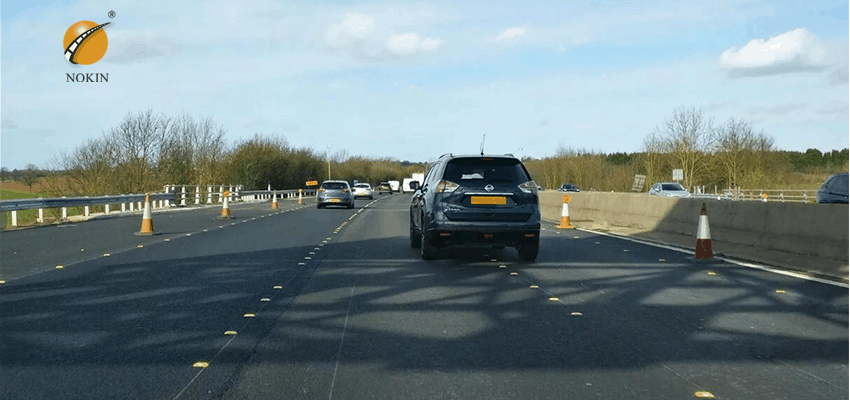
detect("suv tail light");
top-left (342, 189), bottom-right (349, 193)
top-left (518, 180), bottom-right (539, 195)
top-left (436, 180), bottom-right (460, 193)
top-left (318, 189), bottom-right (325, 193)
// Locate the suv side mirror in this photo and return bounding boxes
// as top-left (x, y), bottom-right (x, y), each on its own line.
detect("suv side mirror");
top-left (410, 181), bottom-right (420, 190)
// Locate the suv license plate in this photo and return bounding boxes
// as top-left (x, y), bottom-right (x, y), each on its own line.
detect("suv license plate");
top-left (330, 199), bottom-right (340, 203)
top-left (470, 196), bottom-right (506, 205)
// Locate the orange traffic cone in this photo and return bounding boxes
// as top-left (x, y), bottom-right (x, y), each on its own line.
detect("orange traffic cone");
top-left (135, 194), bottom-right (159, 236)
top-left (271, 190), bottom-right (279, 210)
top-left (556, 195), bottom-right (575, 229)
top-left (218, 191), bottom-right (232, 219)
top-left (695, 203), bottom-right (713, 260)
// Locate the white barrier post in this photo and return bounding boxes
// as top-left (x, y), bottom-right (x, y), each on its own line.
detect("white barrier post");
top-left (130, 201), bottom-right (135, 212)
top-left (219, 186), bottom-right (224, 203)
top-left (122, 203), bottom-right (127, 212)
top-left (11, 211), bottom-right (17, 227)
top-left (195, 186), bottom-right (201, 205)
top-left (84, 205), bottom-right (90, 217)
top-left (207, 186), bottom-right (213, 204)
top-left (38, 208), bottom-right (44, 223)
top-left (105, 204), bottom-right (110, 214)
top-left (180, 186), bottom-right (187, 206)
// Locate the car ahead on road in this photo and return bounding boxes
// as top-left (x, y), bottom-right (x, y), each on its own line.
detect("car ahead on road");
top-left (352, 183), bottom-right (374, 200)
top-left (557, 183), bottom-right (580, 192)
top-left (409, 153), bottom-right (541, 261)
top-left (816, 172), bottom-right (848, 204)
top-left (316, 180), bottom-right (354, 209)
top-left (648, 182), bottom-right (691, 197)
top-left (377, 182), bottom-right (393, 195)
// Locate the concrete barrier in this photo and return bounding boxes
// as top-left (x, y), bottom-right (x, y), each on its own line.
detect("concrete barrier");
top-left (539, 191), bottom-right (849, 279)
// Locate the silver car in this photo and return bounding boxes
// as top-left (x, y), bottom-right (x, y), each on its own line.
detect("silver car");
top-left (352, 183), bottom-right (374, 199)
top-left (317, 180), bottom-right (355, 209)
top-left (648, 182), bottom-right (691, 197)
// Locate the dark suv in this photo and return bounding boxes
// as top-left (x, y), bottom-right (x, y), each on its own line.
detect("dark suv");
top-left (409, 153), bottom-right (541, 261)
top-left (816, 172), bottom-right (848, 204)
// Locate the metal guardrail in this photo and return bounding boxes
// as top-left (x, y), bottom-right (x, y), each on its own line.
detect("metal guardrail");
top-left (721, 189), bottom-right (816, 203)
top-left (1, 185), bottom-right (318, 228)
top-left (0, 193), bottom-right (173, 212)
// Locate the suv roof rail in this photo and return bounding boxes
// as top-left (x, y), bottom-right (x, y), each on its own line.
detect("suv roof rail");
top-left (504, 153), bottom-right (514, 157)
top-left (438, 153), bottom-right (453, 159)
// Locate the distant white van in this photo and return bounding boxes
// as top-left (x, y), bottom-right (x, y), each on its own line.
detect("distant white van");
top-left (388, 180), bottom-right (400, 193)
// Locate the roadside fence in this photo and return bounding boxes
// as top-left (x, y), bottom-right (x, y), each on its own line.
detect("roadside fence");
top-left (1, 184), bottom-right (317, 228)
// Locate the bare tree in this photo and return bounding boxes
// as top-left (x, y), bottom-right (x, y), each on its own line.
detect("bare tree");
top-left (656, 107), bottom-right (716, 188)
top-left (18, 164), bottom-right (41, 191)
top-left (640, 130), bottom-right (665, 185)
top-left (714, 117), bottom-right (756, 189)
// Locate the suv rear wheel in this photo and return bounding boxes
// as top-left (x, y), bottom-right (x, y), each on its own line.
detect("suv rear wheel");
top-left (420, 231), bottom-right (438, 260)
top-left (409, 216), bottom-right (421, 248)
top-left (517, 239), bottom-right (539, 262)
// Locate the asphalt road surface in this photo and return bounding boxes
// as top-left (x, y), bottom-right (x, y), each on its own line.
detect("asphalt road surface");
top-left (1, 194), bottom-right (847, 399)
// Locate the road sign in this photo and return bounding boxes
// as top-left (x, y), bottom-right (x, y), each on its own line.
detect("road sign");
top-left (672, 169), bottom-right (683, 181)
top-left (631, 174), bottom-right (646, 192)
top-left (306, 180), bottom-right (318, 186)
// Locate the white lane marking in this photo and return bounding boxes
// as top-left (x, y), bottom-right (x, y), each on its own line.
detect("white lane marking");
top-left (574, 227), bottom-right (848, 288)
top-left (328, 283), bottom-right (356, 400)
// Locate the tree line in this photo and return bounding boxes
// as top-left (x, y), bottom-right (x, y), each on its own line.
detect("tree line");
top-left (523, 107), bottom-right (847, 192)
top-left (13, 110), bottom-right (426, 197)
top-left (4, 107), bottom-right (847, 197)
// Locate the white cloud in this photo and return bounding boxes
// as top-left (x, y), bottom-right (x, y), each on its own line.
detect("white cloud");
top-left (420, 38), bottom-right (445, 52)
top-left (325, 12), bottom-right (376, 47)
top-left (385, 33), bottom-right (444, 56)
top-left (719, 28), bottom-right (831, 77)
top-left (494, 27), bottom-right (527, 43)
top-left (817, 100), bottom-right (849, 115)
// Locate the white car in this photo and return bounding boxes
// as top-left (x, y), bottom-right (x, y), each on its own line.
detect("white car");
top-left (352, 183), bottom-right (374, 199)
top-left (648, 182), bottom-right (691, 197)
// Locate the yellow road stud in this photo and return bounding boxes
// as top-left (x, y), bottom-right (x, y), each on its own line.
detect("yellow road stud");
top-left (571, 312), bottom-right (583, 316)
top-left (548, 297), bottom-right (559, 302)
top-left (510, 272), bottom-right (519, 276)
top-left (775, 289), bottom-right (786, 294)
top-left (273, 286), bottom-right (283, 289)
top-left (193, 362), bottom-right (209, 368)
top-left (694, 392), bottom-right (714, 398)
top-left (56, 265), bottom-right (65, 269)
top-left (529, 285), bottom-right (538, 289)
top-left (243, 313), bottom-right (256, 318)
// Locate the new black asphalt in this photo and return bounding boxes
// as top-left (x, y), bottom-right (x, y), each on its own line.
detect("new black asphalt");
top-left (1, 194), bottom-right (846, 399)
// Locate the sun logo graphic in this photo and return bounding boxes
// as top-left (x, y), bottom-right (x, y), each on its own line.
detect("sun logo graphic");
top-left (63, 21), bottom-right (111, 65)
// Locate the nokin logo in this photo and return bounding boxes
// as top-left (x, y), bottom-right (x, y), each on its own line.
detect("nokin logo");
top-left (63, 21), bottom-right (110, 65)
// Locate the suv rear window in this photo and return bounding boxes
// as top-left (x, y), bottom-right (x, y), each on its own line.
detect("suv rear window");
top-left (833, 174), bottom-right (848, 192)
top-left (662, 183), bottom-right (685, 191)
top-left (322, 182), bottom-right (348, 190)
top-left (443, 158), bottom-right (531, 184)
top-left (354, 184), bottom-right (369, 188)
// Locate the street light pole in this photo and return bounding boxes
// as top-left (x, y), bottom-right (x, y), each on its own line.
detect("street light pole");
top-left (326, 145), bottom-right (333, 180)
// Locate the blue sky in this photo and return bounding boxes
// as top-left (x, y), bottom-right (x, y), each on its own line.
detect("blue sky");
top-left (1, 0), bottom-right (848, 169)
